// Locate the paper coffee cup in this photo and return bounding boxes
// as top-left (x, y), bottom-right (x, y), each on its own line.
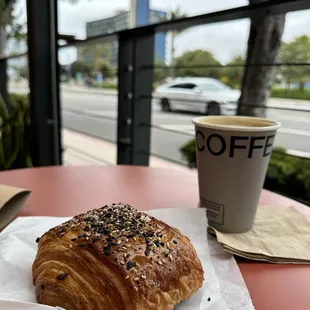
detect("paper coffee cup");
top-left (192, 116), bottom-right (281, 233)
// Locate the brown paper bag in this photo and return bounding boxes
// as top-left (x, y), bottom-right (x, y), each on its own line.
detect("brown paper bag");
top-left (0, 184), bottom-right (31, 230)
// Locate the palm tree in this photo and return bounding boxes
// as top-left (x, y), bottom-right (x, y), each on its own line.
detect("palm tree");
top-left (160, 7), bottom-right (187, 77)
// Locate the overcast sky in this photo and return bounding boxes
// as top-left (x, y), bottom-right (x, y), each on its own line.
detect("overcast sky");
top-left (15, 0), bottom-right (310, 64)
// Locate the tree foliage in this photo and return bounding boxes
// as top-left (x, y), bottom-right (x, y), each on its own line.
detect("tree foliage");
top-left (80, 43), bottom-right (111, 68)
top-left (279, 35), bottom-right (310, 90)
top-left (0, 0), bottom-right (14, 27)
top-left (70, 60), bottom-right (92, 77)
top-left (174, 49), bottom-right (222, 79)
top-left (222, 55), bottom-right (245, 89)
top-left (97, 60), bottom-right (115, 78)
top-left (153, 62), bottom-right (169, 85)
top-left (11, 64), bottom-right (28, 79)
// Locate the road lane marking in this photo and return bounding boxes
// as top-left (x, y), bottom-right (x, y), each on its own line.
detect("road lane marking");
top-left (274, 115), bottom-right (310, 124)
top-left (157, 125), bottom-right (195, 135)
top-left (158, 125), bottom-right (310, 137)
top-left (278, 128), bottom-right (310, 137)
top-left (152, 114), bottom-right (194, 121)
top-left (268, 103), bottom-right (310, 111)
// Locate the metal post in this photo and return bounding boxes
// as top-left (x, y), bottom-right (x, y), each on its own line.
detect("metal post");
top-left (117, 30), bottom-right (154, 165)
top-left (0, 58), bottom-right (8, 107)
top-left (26, 0), bottom-right (62, 166)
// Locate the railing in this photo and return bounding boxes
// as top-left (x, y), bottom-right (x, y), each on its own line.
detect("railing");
top-left (0, 0), bottom-right (310, 168)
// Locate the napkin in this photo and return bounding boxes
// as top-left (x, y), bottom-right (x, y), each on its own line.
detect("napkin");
top-left (0, 184), bottom-right (31, 230)
top-left (209, 205), bottom-right (310, 263)
top-left (0, 300), bottom-right (64, 309)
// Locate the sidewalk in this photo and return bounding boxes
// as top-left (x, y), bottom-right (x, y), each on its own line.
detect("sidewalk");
top-left (61, 83), bottom-right (117, 96)
top-left (62, 129), bottom-right (191, 173)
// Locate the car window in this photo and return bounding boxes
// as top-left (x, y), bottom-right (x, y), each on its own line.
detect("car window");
top-left (199, 82), bottom-right (230, 91)
top-left (169, 83), bottom-right (197, 89)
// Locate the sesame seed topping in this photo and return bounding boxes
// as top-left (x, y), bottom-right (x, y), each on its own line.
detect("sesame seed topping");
top-left (127, 261), bottom-right (136, 270)
top-left (125, 275), bottom-right (129, 280)
top-left (134, 277), bottom-right (139, 282)
top-left (141, 275), bottom-right (147, 279)
top-left (50, 203), bottom-right (168, 275)
top-left (103, 247), bottom-right (111, 256)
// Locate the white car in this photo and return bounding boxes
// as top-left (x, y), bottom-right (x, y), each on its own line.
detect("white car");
top-left (153, 77), bottom-right (240, 115)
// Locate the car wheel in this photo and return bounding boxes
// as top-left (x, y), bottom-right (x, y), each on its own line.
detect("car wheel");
top-left (160, 98), bottom-right (171, 112)
top-left (206, 101), bottom-right (221, 115)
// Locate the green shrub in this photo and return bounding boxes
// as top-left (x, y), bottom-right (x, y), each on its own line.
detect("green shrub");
top-left (271, 88), bottom-right (310, 100)
top-left (266, 149), bottom-right (310, 203)
top-left (101, 83), bottom-right (117, 89)
top-left (180, 139), bottom-right (197, 168)
top-left (180, 139), bottom-right (310, 204)
top-left (0, 93), bottom-right (32, 170)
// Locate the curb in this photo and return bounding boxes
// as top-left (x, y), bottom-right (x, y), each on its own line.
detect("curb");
top-left (61, 87), bottom-right (117, 97)
top-left (285, 149), bottom-right (310, 159)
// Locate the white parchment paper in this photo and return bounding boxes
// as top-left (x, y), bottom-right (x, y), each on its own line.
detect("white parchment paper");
top-left (0, 208), bottom-right (254, 310)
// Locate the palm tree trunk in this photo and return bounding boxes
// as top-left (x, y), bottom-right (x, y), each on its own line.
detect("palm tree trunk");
top-left (238, 4), bottom-right (285, 117)
top-left (169, 32), bottom-right (176, 78)
top-left (0, 28), bottom-right (6, 58)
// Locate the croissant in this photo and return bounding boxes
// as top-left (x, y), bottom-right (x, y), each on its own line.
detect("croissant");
top-left (32, 203), bottom-right (204, 310)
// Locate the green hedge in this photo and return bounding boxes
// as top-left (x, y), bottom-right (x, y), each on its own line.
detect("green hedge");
top-left (271, 88), bottom-right (310, 100)
top-left (101, 83), bottom-right (117, 89)
top-left (0, 93), bottom-right (32, 170)
top-left (180, 139), bottom-right (310, 204)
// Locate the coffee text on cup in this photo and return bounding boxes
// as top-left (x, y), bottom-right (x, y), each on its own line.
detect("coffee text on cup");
top-left (196, 130), bottom-right (275, 158)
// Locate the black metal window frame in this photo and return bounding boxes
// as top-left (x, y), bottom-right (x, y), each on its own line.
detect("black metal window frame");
top-left (0, 0), bottom-right (310, 166)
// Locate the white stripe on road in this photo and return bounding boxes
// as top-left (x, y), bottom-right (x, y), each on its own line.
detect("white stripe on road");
top-left (278, 128), bottom-right (310, 137)
top-left (275, 115), bottom-right (310, 124)
top-left (158, 125), bottom-right (195, 135)
top-left (152, 114), bottom-right (193, 122)
top-left (158, 124), bottom-right (310, 137)
top-left (268, 103), bottom-right (310, 111)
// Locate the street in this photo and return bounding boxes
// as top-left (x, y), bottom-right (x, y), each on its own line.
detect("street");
top-left (60, 91), bottom-right (310, 165)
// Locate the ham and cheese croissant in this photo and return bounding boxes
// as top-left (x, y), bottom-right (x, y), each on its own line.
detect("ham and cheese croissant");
top-left (32, 203), bottom-right (204, 310)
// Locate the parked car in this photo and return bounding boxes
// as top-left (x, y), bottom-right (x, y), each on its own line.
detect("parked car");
top-left (153, 77), bottom-right (240, 115)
